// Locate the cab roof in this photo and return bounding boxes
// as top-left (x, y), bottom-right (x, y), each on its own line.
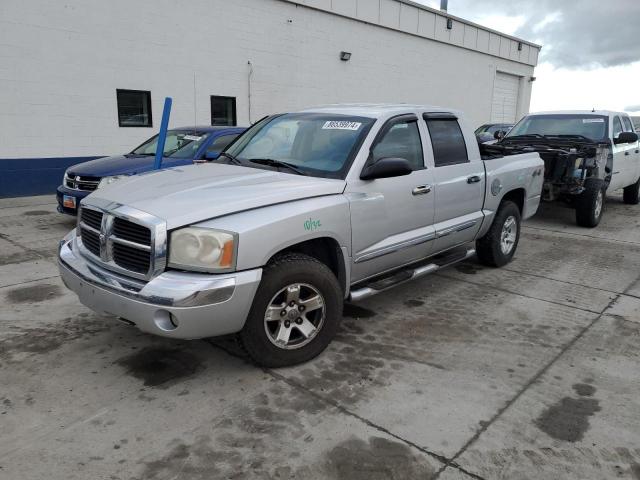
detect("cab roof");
top-left (171, 125), bottom-right (246, 134)
top-left (528, 110), bottom-right (630, 117)
top-left (299, 103), bottom-right (461, 119)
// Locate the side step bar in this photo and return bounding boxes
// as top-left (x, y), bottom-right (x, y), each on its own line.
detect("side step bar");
top-left (348, 247), bottom-right (476, 302)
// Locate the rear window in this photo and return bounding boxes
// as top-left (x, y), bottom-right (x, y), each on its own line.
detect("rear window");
top-left (425, 119), bottom-right (469, 167)
top-left (507, 114), bottom-right (608, 141)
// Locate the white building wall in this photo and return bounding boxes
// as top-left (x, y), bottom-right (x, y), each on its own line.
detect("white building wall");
top-left (0, 0), bottom-right (539, 159)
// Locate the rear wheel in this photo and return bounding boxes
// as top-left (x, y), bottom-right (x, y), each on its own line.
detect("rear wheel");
top-left (575, 178), bottom-right (605, 227)
top-left (238, 253), bottom-right (342, 368)
top-left (623, 178), bottom-right (640, 205)
top-left (476, 200), bottom-right (521, 267)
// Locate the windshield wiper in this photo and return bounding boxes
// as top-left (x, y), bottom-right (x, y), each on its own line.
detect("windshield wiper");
top-left (503, 134), bottom-right (545, 141)
top-left (217, 152), bottom-right (243, 165)
top-left (249, 158), bottom-right (305, 175)
top-left (543, 134), bottom-right (594, 142)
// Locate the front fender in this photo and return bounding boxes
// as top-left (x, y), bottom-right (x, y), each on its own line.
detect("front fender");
top-left (193, 195), bottom-right (352, 271)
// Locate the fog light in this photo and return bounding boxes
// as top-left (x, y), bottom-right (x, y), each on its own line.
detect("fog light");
top-left (153, 310), bottom-right (179, 331)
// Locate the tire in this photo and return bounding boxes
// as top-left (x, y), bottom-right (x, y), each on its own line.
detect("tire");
top-left (238, 253), bottom-right (343, 368)
top-left (575, 178), bottom-right (605, 227)
top-left (476, 200), bottom-right (521, 268)
top-left (623, 178), bottom-right (640, 205)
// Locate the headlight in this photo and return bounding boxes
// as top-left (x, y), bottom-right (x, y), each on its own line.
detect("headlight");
top-left (97, 175), bottom-right (125, 189)
top-left (168, 227), bottom-right (236, 272)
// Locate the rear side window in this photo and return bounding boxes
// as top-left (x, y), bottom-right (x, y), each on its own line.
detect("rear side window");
top-left (371, 120), bottom-right (424, 171)
top-left (613, 116), bottom-right (624, 137)
top-left (424, 118), bottom-right (469, 167)
top-left (622, 116), bottom-right (634, 132)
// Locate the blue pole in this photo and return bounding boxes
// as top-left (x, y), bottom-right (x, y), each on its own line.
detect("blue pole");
top-left (153, 97), bottom-right (173, 170)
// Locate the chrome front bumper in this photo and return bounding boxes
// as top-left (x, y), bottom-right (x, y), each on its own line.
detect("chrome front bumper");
top-left (58, 230), bottom-right (262, 339)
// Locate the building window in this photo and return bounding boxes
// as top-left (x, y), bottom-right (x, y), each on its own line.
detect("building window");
top-left (211, 96), bottom-right (237, 126)
top-left (116, 89), bottom-right (152, 127)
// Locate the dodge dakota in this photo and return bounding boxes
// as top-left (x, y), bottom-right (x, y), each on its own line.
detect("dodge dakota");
top-left (59, 104), bottom-right (543, 367)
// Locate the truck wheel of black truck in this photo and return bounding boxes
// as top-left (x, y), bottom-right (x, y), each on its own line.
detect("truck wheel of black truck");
top-left (575, 178), bottom-right (606, 228)
top-left (476, 200), bottom-right (521, 268)
top-left (238, 253), bottom-right (343, 368)
top-left (623, 178), bottom-right (640, 205)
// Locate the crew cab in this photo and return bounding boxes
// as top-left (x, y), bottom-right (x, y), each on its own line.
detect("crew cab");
top-left (58, 104), bottom-right (543, 367)
top-left (56, 126), bottom-right (245, 215)
top-left (487, 111), bottom-right (640, 227)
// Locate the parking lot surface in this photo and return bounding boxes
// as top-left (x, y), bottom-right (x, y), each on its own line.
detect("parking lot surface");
top-left (1, 194), bottom-right (639, 480)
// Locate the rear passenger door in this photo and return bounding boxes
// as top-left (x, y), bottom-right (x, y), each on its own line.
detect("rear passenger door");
top-left (423, 113), bottom-right (485, 253)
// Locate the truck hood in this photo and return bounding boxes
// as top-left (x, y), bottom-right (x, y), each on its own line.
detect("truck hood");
top-left (67, 154), bottom-right (193, 177)
top-left (86, 163), bottom-right (346, 229)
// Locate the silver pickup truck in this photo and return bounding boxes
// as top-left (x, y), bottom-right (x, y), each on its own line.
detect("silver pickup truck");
top-left (59, 104), bottom-right (543, 367)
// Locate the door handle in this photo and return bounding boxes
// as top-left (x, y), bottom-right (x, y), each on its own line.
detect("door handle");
top-left (412, 185), bottom-right (431, 196)
top-left (467, 175), bottom-right (482, 184)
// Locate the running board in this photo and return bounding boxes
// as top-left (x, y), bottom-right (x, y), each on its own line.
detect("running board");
top-left (348, 247), bottom-right (476, 302)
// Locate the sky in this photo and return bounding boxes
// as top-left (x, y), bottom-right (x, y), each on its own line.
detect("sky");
top-left (415, 0), bottom-right (640, 115)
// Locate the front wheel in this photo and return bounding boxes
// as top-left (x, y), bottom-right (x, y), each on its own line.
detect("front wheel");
top-left (575, 178), bottom-right (605, 228)
top-left (476, 200), bottom-right (521, 267)
top-left (238, 253), bottom-right (343, 368)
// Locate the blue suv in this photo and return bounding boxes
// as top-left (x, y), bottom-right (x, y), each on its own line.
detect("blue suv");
top-left (57, 126), bottom-right (245, 215)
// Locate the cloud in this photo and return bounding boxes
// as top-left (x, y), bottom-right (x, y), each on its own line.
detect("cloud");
top-left (413, 0), bottom-right (640, 69)
top-left (625, 105), bottom-right (640, 113)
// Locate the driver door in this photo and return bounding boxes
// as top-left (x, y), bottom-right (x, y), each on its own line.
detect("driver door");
top-left (346, 115), bottom-right (436, 283)
top-left (610, 115), bottom-right (635, 191)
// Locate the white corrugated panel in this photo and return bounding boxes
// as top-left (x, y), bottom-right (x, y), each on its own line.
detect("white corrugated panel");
top-left (491, 72), bottom-right (520, 123)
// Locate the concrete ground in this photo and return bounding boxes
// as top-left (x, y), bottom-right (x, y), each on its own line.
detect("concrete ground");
top-left (0, 193), bottom-right (639, 480)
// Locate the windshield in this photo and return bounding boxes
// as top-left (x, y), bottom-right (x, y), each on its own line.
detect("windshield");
top-left (224, 113), bottom-right (375, 178)
top-left (131, 131), bottom-right (211, 158)
top-left (476, 124), bottom-right (511, 135)
top-left (506, 114), bottom-right (608, 142)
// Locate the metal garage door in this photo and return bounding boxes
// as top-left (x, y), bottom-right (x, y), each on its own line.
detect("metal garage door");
top-left (491, 72), bottom-right (520, 123)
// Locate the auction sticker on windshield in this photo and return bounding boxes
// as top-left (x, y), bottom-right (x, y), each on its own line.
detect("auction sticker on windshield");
top-left (322, 121), bottom-right (362, 130)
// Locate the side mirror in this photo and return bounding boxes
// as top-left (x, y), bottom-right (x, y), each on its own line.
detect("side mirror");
top-left (360, 157), bottom-right (413, 181)
top-left (614, 132), bottom-right (639, 145)
top-left (494, 130), bottom-right (507, 140)
top-left (205, 151), bottom-right (220, 160)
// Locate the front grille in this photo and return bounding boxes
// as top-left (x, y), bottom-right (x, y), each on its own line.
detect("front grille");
top-left (113, 218), bottom-right (151, 246)
top-left (113, 243), bottom-right (151, 274)
top-left (77, 206), bottom-right (159, 279)
top-left (81, 208), bottom-right (103, 230)
top-left (66, 174), bottom-right (100, 192)
top-left (80, 228), bottom-right (101, 257)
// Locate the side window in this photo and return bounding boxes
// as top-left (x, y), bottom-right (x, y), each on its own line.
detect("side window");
top-left (425, 119), bottom-right (469, 167)
top-left (371, 120), bottom-right (424, 171)
top-left (613, 116), bottom-right (624, 137)
top-left (622, 116), bottom-right (634, 132)
top-left (206, 134), bottom-right (239, 154)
